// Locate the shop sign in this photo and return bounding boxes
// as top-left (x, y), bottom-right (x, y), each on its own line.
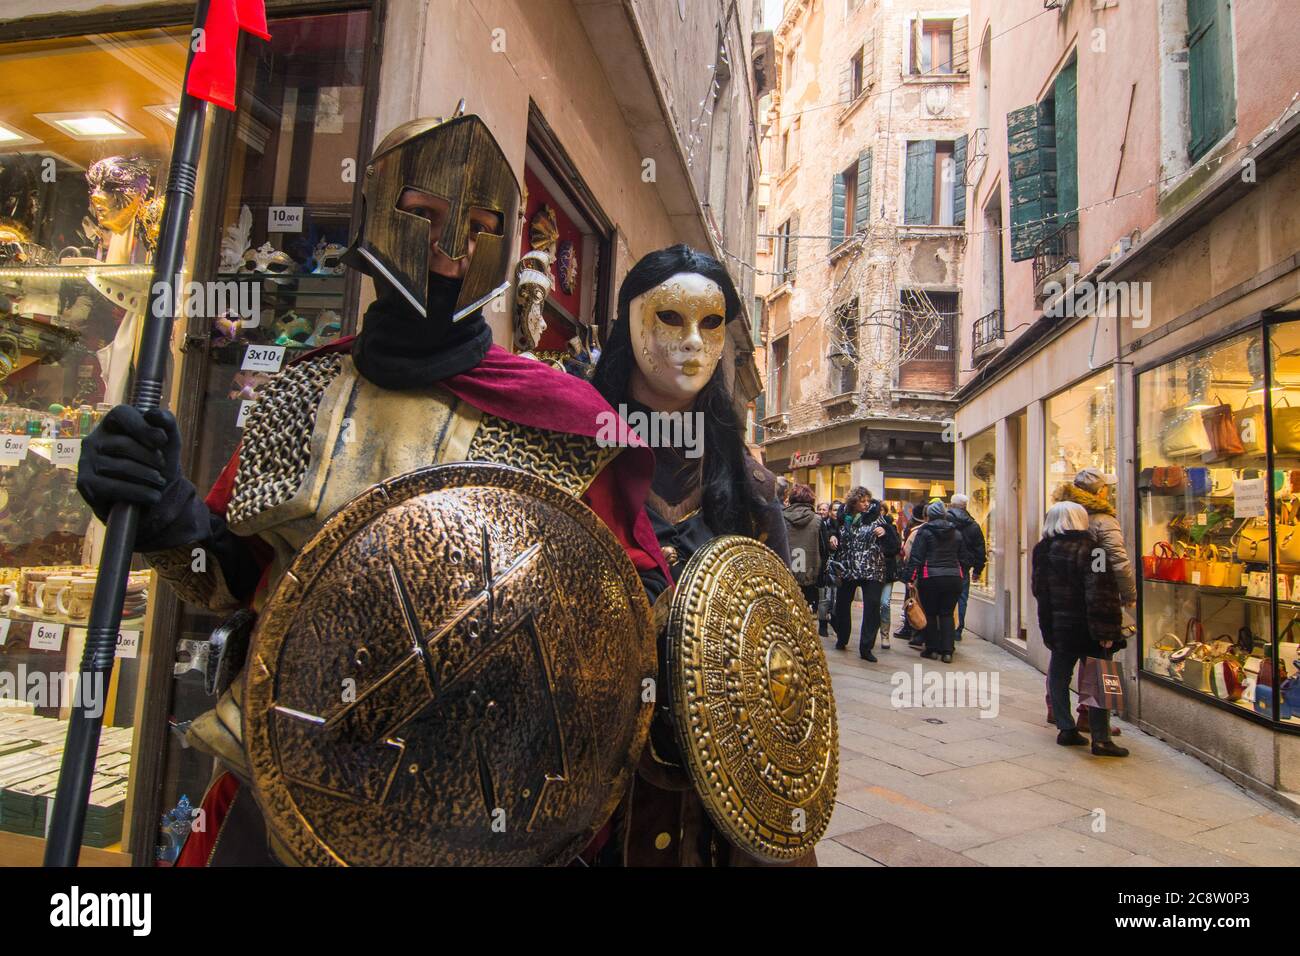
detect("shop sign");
top-left (790, 450), bottom-right (821, 469)
top-left (1234, 477), bottom-right (1267, 518)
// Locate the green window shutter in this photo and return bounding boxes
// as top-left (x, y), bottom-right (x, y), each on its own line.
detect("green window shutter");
top-left (1188, 0), bottom-right (1235, 161)
top-left (839, 61), bottom-right (852, 104)
top-left (788, 211), bottom-right (799, 279)
top-left (952, 134), bottom-right (968, 226)
top-left (855, 149), bottom-right (873, 232)
top-left (904, 140), bottom-right (936, 224)
top-left (1007, 103), bottom-right (1058, 261)
top-left (1054, 59), bottom-right (1078, 224)
top-left (829, 171), bottom-right (846, 251)
top-left (754, 393), bottom-right (765, 443)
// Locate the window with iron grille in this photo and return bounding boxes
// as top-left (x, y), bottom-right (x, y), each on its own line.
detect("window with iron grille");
top-left (898, 290), bottom-right (958, 392)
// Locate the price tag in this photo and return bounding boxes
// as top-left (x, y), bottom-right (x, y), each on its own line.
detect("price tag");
top-left (0, 618), bottom-right (10, 645)
top-left (0, 435), bottom-right (30, 465)
top-left (115, 630), bottom-right (140, 660)
top-left (51, 438), bottom-right (81, 467)
top-left (267, 206), bottom-right (304, 233)
top-left (30, 622), bottom-right (65, 651)
top-left (1191, 571), bottom-right (1202, 585)
top-left (241, 344), bottom-right (285, 373)
top-left (1197, 513), bottom-right (1207, 525)
top-left (236, 400), bottom-right (256, 429)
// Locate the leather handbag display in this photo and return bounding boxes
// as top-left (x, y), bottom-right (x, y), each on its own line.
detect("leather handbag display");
top-left (1200, 544), bottom-right (1244, 589)
top-left (1186, 466), bottom-right (1212, 495)
top-left (1235, 519), bottom-right (1271, 564)
top-left (1277, 497), bottom-right (1300, 565)
top-left (1175, 541), bottom-right (1207, 584)
top-left (1142, 541), bottom-right (1187, 582)
top-left (1145, 632), bottom-right (1184, 677)
top-left (1210, 657), bottom-right (1246, 701)
top-left (1233, 405), bottom-right (1266, 455)
top-left (1201, 397), bottom-right (1245, 461)
top-left (1273, 397), bottom-right (1300, 455)
top-left (1160, 407), bottom-right (1211, 458)
top-left (1150, 465), bottom-right (1187, 495)
top-left (1209, 467), bottom-right (1237, 497)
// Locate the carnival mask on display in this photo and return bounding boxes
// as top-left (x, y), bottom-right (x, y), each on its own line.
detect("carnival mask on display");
top-left (629, 271), bottom-right (727, 407)
top-left (273, 311), bottom-right (313, 347)
top-left (309, 239), bottom-right (347, 275)
top-left (240, 242), bottom-right (295, 274)
top-left (513, 248), bottom-right (553, 353)
top-left (85, 156), bottom-right (153, 234)
top-left (305, 311), bottom-right (342, 346)
top-left (342, 105), bottom-right (520, 321)
top-left (139, 195), bottom-right (165, 254)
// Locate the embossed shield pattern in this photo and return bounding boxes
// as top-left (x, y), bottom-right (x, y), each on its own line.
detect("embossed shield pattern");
top-left (665, 535), bottom-right (838, 861)
top-left (244, 463), bottom-right (655, 866)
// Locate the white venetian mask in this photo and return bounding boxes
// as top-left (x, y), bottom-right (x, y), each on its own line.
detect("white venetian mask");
top-left (628, 271), bottom-right (727, 409)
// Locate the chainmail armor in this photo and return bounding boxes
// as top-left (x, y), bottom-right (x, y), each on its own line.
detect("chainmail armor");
top-left (466, 413), bottom-right (619, 497)
top-left (226, 353), bottom-right (344, 529)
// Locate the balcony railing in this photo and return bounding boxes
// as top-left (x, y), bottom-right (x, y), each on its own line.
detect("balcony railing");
top-left (972, 309), bottom-right (1004, 353)
top-left (1032, 219), bottom-right (1079, 289)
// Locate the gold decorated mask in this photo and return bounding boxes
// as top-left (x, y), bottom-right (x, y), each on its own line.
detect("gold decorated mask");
top-left (629, 272), bottom-right (727, 406)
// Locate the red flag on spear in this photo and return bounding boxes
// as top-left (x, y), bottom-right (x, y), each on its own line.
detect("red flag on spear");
top-left (185, 0), bottom-right (271, 111)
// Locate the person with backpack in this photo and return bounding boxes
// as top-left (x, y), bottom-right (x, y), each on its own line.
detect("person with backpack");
top-left (904, 501), bottom-right (969, 663)
top-left (783, 484), bottom-right (827, 617)
top-left (946, 493), bottom-right (987, 642)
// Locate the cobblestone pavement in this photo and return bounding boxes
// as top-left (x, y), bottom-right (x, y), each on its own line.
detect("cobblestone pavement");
top-left (815, 596), bottom-right (1300, 867)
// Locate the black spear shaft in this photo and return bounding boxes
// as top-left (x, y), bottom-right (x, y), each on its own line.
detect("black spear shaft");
top-left (45, 0), bottom-right (212, 866)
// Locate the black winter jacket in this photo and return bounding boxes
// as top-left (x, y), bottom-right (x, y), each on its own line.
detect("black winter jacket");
top-left (947, 507), bottom-right (987, 576)
top-left (905, 518), bottom-right (968, 581)
top-left (1030, 530), bottom-right (1123, 655)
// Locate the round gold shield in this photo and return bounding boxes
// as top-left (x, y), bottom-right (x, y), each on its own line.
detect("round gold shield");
top-left (665, 535), bottom-right (838, 861)
top-left (243, 462), bottom-right (655, 866)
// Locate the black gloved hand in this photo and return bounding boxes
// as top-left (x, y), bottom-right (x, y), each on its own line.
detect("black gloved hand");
top-left (77, 405), bottom-right (180, 520)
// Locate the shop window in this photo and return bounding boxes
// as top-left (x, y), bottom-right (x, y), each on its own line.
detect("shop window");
top-left (1045, 371), bottom-right (1117, 508)
top-left (0, 24), bottom-right (219, 862)
top-left (1136, 323), bottom-right (1300, 727)
top-left (898, 290), bottom-right (957, 392)
top-left (965, 427), bottom-right (996, 592)
top-left (157, 8), bottom-right (376, 864)
top-left (830, 298), bottom-right (858, 396)
top-left (903, 140), bottom-right (958, 226)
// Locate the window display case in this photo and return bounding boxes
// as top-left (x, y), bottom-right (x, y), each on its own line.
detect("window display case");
top-left (0, 26), bottom-right (213, 861)
top-left (1136, 320), bottom-right (1300, 728)
top-left (964, 426), bottom-right (995, 591)
top-left (1045, 369), bottom-right (1117, 507)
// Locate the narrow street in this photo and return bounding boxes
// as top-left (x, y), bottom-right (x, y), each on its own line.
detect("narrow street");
top-left (816, 597), bottom-right (1300, 867)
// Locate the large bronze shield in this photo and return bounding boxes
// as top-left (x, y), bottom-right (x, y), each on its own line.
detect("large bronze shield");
top-left (243, 462), bottom-right (655, 866)
top-left (664, 535), bottom-right (838, 861)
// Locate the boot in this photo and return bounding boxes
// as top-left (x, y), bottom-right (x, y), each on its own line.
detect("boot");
top-left (1056, 729), bottom-right (1087, 746)
top-left (1091, 740), bottom-right (1129, 758)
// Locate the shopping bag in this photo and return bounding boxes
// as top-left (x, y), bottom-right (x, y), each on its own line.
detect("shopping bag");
top-left (1078, 657), bottom-right (1125, 710)
top-left (817, 586), bottom-right (834, 622)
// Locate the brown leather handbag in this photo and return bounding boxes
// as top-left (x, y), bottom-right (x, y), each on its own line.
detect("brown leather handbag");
top-left (1151, 466), bottom-right (1187, 494)
top-left (1202, 396), bottom-right (1245, 461)
top-left (905, 584), bottom-right (927, 631)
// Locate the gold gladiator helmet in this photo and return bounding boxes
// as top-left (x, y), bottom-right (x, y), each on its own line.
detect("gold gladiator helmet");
top-left (344, 101), bottom-right (520, 321)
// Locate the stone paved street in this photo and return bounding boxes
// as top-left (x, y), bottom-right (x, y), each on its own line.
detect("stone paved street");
top-left (815, 596), bottom-right (1300, 867)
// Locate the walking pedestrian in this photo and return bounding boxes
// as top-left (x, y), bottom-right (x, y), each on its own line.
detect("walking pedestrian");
top-left (878, 507), bottom-right (899, 649)
top-left (899, 501), bottom-right (928, 647)
top-left (946, 493), bottom-right (987, 643)
top-left (1031, 501), bottom-right (1129, 757)
top-left (832, 487), bottom-right (900, 662)
top-left (904, 500), bottom-right (968, 663)
top-left (816, 501), bottom-right (838, 636)
top-left (783, 484), bottom-right (827, 618)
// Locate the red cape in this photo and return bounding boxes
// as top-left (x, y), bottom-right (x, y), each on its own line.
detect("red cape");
top-left (205, 337), bottom-right (669, 584)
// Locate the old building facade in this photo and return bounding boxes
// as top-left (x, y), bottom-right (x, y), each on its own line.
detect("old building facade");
top-left (955, 0), bottom-right (1300, 807)
top-left (754, 0), bottom-right (969, 509)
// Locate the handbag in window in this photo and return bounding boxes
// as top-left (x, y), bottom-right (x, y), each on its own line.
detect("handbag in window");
top-left (1235, 518), bottom-right (1270, 564)
top-left (1201, 395), bottom-right (1245, 462)
top-left (1160, 407), bottom-right (1211, 458)
top-left (1273, 397), bottom-right (1300, 455)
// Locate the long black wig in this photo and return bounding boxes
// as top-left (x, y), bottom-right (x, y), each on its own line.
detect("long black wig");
top-left (592, 244), bottom-right (768, 539)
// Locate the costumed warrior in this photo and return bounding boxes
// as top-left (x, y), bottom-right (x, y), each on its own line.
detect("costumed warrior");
top-left (590, 245), bottom-right (836, 866)
top-left (75, 106), bottom-right (669, 866)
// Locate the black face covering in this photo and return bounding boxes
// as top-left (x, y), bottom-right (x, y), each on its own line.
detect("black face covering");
top-left (352, 271), bottom-right (493, 389)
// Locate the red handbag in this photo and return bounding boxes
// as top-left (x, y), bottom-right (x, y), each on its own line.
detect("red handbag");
top-left (1144, 541), bottom-right (1187, 582)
